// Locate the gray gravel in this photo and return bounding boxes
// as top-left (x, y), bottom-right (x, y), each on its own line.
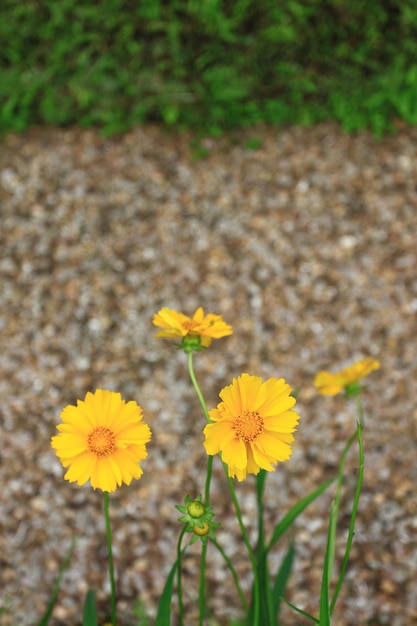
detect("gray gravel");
top-left (0, 123), bottom-right (416, 626)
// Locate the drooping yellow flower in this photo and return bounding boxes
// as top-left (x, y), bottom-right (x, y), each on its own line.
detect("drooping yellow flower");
top-left (314, 357), bottom-right (380, 396)
top-left (51, 389), bottom-right (151, 492)
top-left (153, 306), bottom-right (233, 349)
top-left (203, 373), bottom-right (300, 481)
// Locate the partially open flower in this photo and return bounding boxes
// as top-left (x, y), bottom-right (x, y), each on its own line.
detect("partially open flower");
top-left (51, 389), bottom-right (151, 492)
top-left (153, 307), bottom-right (232, 351)
top-left (314, 357), bottom-right (380, 396)
top-left (193, 522), bottom-right (211, 537)
top-left (204, 373), bottom-right (300, 481)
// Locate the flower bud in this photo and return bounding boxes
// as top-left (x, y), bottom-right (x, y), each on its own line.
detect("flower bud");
top-left (187, 500), bottom-right (205, 518)
top-left (193, 522), bottom-right (210, 537)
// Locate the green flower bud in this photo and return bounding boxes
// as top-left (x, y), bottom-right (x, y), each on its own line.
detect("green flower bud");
top-left (187, 500), bottom-right (205, 518)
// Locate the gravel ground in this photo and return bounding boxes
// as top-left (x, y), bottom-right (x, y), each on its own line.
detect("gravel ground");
top-left (0, 123), bottom-right (416, 626)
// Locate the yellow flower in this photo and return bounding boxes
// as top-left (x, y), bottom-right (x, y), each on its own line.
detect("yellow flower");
top-left (51, 389), bottom-right (151, 492)
top-left (314, 357), bottom-right (380, 396)
top-left (203, 373), bottom-right (300, 481)
top-left (152, 306), bottom-right (233, 349)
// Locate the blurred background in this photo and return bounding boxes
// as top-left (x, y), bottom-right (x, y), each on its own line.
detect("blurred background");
top-left (1, 2), bottom-right (417, 626)
top-left (1, 0), bottom-right (417, 136)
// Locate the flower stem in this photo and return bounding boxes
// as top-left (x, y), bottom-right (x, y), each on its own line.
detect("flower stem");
top-left (187, 353), bottom-right (214, 504)
top-left (187, 351), bottom-right (212, 625)
top-left (103, 492), bottom-right (117, 626)
top-left (187, 352), bottom-right (210, 421)
top-left (227, 475), bottom-right (259, 626)
top-left (198, 542), bottom-right (208, 626)
top-left (355, 394), bottom-right (365, 427)
top-left (330, 421), bottom-right (364, 615)
top-left (327, 429), bottom-right (357, 586)
top-left (176, 526), bottom-right (188, 626)
top-left (212, 538), bottom-right (248, 612)
top-left (255, 470), bottom-right (274, 625)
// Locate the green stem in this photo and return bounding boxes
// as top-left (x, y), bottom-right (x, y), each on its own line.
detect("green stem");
top-left (199, 542), bottom-right (208, 626)
top-left (355, 394), bottom-right (364, 427)
top-left (103, 492), bottom-right (117, 626)
top-left (255, 471), bottom-right (274, 625)
top-left (211, 538), bottom-right (249, 612)
top-left (187, 351), bottom-right (210, 421)
top-left (187, 351), bottom-right (212, 626)
top-left (188, 351), bottom-right (213, 504)
top-left (204, 456), bottom-right (213, 507)
top-left (176, 526), bottom-right (188, 626)
top-left (227, 475), bottom-right (260, 626)
top-left (327, 430), bottom-right (357, 585)
top-left (330, 421), bottom-right (364, 614)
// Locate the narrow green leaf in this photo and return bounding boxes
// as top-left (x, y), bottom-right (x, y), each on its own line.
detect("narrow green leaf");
top-left (330, 423), bottom-right (365, 614)
top-left (155, 551), bottom-right (186, 626)
top-left (82, 589), bottom-right (98, 626)
top-left (319, 502), bottom-right (336, 626)
top-left (266, 479), bottom-right (334, 553)
top-left (326, 499), bottom-right (338, 590)
top-left (272, 540), bottom-right (295, 620)
top-left (280, 597), bottom-right (319, 623)
top-left (327, 431), bottom-right (356, 581)
top-left (36, 538), bottom-right (76, 626)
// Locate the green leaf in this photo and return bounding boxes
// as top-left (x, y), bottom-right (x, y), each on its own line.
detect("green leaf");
top-left (272, 540), bottom-right (295, 620)
top-left (319, 502), bottom-right (335, 626)
top-left (36, 538), bottom-right (76, 626)
top-left (266, 479), bottom-right (334, 554)
top-left (281, 596), bottom-right (319, 623)
top-left (330, 423), bottom-right (365, 615)
top-left (155, 552), bottom-right (185, 626)
top-left (82, 589), bottom-right (98, 626)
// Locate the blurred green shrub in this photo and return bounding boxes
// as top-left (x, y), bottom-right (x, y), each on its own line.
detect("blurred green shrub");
top-left (1, 0), bottom-right (416, 135)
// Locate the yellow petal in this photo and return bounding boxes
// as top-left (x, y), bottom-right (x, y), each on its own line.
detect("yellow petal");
top-left (192, 307), bottom-right (205, 322)
top-left (246, 446), bottom-right (261, 475)
top-left (51, 433), bottom-right (87, 456)
top-left (203, 421), bottom-right (235, 455)
top-left (64, 452), bottom-right (96, 486)
top-left (263, 409), bottom-right (299, 433)
top-left (256, 432), bottom-right (293, 462)
top-left (227, 464), bottom-right (248, 481)
top-left (250, 443), bottom-right (276, 471)
top-left (222, 438), bottom-right (247, 470)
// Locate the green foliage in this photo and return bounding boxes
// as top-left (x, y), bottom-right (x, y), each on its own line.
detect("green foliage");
top-left (1, 0), bottom-right (417, 135)
top-left (133, 599), bottom-right (151, 626)
top-left (155, 551), bottom-right (185, 626)
top-left (36, 539), bottom-right (76, 626)
top-left (82, 589), bottom-right (98, 626)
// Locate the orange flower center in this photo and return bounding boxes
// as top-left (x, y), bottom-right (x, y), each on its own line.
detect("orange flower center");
top-left (234, 410), bottom-right (264, 442)
top-left (183, 320), bottom-right (199, 333)
top-left (87, 426), bottom-right (117, 456)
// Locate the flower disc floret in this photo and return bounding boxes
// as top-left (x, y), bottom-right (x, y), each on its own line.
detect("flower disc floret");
top-left (203, 373), bottom-right (300, 481)
top-left (51, 389), bottom-right (152, 492)
top-left (314, 357), bottom-right (380, 396)
top-left (153, 306), bottom-right (232, 349)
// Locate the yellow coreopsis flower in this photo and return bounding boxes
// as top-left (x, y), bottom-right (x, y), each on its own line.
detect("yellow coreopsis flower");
top-left (314, 357), bottom-right (380, 396)
top-left (51, 389), bottom-right (151, 492)
top-left (203, 373), bottom-right (300, 481)
top-left (153, 306), bottom-right (233, 350)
